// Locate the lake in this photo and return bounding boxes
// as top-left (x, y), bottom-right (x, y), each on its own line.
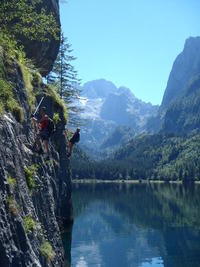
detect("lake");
top-left (62, 182), bottom-right (200, 267)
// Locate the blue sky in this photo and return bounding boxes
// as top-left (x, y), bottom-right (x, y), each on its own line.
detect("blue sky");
top-left (60, 0), bottom-right (200, 105)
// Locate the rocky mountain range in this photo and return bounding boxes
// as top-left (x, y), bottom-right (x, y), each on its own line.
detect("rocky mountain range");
top-left (78, 79), bottom-right (159, 151)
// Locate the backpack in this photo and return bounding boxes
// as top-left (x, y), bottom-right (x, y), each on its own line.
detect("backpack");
top-left (70, 132), bottom-right (80, 143)
top-left (74, 133), bottom-right (80, 143)
top-left (47, 118), bottom-right (55, 135)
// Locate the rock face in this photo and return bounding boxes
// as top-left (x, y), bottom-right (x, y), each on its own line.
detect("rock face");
top-left (160, 37), bottom-right (200, 135)
top-left (147, 37), bottom-right (200, 133)
top-left (161, 37), bottom-right (200, 112)
top-left (25, 0), bottom-right (61, 76)
top-left (0, 51), bottom-right (72, 266)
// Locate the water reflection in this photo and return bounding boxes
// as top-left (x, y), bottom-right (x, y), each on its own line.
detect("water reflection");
top-left (63, 183), bottom-right (200, 267)
top-left (62, 223), bottom-right (72, 267)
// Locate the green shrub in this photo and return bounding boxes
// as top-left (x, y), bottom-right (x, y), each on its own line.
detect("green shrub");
top-left (0, 0), bottom-right (59, 43)
top-left (7, 98), bottom-right (24, 123)
top-left (7, 176), bottom-right (16, 190)
top-left (46, 85), bottom-right (68, 123)
top-left (0, 51), bottom-right (5, 79)
top-left (20, 63), bottom-right (36, 112)
top-left (31, 72), bottom-right (42, 87)
top-left (0, 31), bottom-right (36, 116)
top-left (0, 79), bottom-right (24, 122)
top-left (0, 79), bottom-right (14, 103)
top-left (12, 105), bottom-right (24, 123)
top-left (23, 215), bottom-right (36, 233)
top-left (53, 112), bottom-right (61, 125)
top-left (0, 31), bottom-right (22, 60)
top-left (40, 241), bottom-right (55, 262)
top-left (7, 196), bottom-right (19, 216)
top-left (0, 103), bottom-right (4, 115)
top-left (20, 63), bottom-right (43, 113)
top-left (24, 165), bottom-right (38, 191)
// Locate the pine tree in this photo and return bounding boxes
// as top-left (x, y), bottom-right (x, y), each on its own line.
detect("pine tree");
top-left (47, 32), bottom-right (82, 126)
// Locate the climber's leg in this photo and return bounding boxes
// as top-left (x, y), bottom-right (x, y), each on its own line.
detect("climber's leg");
top-left (43, 140), bottom-right (50, 158)
top-left (67, 142), bottom-right (73, 157)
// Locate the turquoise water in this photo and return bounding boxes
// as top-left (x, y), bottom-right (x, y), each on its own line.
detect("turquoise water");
top-left (63, 183), bottom-right (200, 267)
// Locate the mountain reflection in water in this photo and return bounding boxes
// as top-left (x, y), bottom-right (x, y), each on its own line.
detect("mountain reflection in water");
top-left (63, 183), bottom-right (200, 267)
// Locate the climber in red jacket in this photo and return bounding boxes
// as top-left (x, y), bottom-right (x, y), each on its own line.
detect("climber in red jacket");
top-left (32, 107), bottom-right (50, 160)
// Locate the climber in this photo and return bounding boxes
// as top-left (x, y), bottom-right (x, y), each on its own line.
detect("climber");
top-left (66, 128), bottom-right (80, 157)
top-left (32, 106), bottom-right (51, 160)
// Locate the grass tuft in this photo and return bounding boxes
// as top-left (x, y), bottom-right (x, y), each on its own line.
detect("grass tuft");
top-left (40, 241), bottom-right (55, 262)
top-left (46, 85), bottom-right (68, 123)
top-left (24, 165), bottom-right (38, 192)
top-left (12, 105), bottom-right (24, 123)
top-left (23, 215), bottom-right (36, 233)
top-left (7, 196), bottom-right (19, 216)
top-left (19, 63), bottom-right (35, 112)
top-left (7, 176), bottom-right (16, 190)
top-left (53, 112), bottom-right (61, 125)
top-left (0, 79), bottom-right (24, 122)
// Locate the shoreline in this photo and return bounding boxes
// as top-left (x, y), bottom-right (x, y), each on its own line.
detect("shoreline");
top-left (72, 179), bottom-right (200, 184)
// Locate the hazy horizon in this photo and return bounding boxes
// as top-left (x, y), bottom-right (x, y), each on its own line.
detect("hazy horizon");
top-left (60, 0), bottom-right (200, 105)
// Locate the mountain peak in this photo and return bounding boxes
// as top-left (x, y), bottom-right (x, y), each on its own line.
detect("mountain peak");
top-left (82, 79), bottom-right (117, 99)
top-left (184, 36), bottom-right (200, 50)
top-left (117, 86), bottom-right (135, 98)
top-left (79, 78), bottom-right (159, 150)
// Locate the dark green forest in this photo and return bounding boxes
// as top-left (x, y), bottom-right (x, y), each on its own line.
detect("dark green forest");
top-left (162, 75), bottom-right (200, 135)
top-left (71, 132), bottom-right (200, 181)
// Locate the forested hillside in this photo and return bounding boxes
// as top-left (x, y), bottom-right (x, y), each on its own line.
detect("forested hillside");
top-left (72, 133), bottom-right (200, 181)
top-left (162, 75), bottom-right (200, 134)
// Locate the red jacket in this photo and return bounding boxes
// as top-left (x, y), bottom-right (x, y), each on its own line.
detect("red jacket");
top-left (40, 116), bottom-right (50, 130)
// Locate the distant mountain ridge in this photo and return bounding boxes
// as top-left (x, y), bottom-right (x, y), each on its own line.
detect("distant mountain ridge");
top-left (79, 79), bottom-right (159, 151)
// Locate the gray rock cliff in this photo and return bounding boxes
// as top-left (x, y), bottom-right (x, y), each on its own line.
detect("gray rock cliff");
top-left (161, 37), bottom-right (200, 112)
top-left (147, 37), bottom-right (200, 133)
top-left (0, 46), bottom-right (72, 267)
top-left (27, 0), bottom-right (61, 76)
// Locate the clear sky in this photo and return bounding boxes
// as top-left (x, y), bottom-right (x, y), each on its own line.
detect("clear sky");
top-left (60, 0), bottom-right (200, 105)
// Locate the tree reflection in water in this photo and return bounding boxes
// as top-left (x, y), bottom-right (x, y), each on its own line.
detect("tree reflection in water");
top-left (63, 183), bottom-right (200, 267)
